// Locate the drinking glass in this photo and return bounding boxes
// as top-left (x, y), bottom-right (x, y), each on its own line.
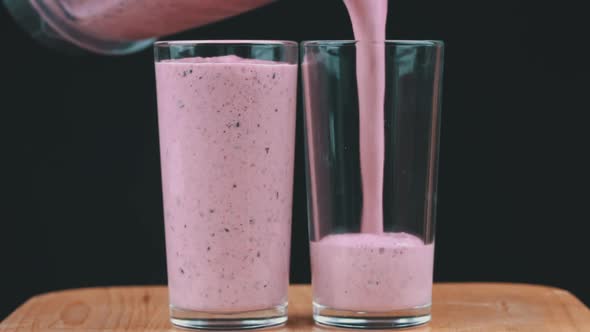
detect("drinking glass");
top-left (301, 40), bottom-right (444, 329)
top-left (155, 40), bottom-right (298, 330)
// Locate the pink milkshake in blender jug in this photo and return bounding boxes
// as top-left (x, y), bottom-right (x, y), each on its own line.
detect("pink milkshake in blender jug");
top-left (3, 0), bottom-right (276, 54)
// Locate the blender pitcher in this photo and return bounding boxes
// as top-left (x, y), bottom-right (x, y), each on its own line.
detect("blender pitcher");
top-left (3, 0), bottom-right (276, 55)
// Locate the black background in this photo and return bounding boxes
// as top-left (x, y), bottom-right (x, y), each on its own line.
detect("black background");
top-left (1, 0), bottom-right (588, 319)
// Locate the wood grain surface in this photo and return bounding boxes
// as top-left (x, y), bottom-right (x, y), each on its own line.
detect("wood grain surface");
top-left (1, 283), bottom-right (588, 331)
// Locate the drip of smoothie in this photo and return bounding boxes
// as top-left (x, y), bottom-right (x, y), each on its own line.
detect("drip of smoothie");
top-left (343, 0), bottom-right (388, 234)
top-left (156, 55), bottom-right (297, 312)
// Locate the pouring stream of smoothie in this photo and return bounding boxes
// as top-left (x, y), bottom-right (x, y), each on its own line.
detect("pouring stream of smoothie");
top-left (343, 0), bottom-right (387, 234)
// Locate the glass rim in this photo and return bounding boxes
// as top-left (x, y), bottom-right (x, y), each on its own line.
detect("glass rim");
top-left (154, 40), bottom-right (298, 48)
top-left (301, 40), bottom-right (444, 47)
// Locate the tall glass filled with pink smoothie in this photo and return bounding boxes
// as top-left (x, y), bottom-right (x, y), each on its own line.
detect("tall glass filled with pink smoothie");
top-left (154, 41), bottom-right (298, 330)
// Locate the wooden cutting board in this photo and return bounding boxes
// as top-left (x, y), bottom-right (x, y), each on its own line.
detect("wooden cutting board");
top-left (1, 283), bottom-right (588, 331)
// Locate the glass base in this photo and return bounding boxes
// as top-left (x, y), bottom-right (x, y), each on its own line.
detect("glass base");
top-left (313, 302), bottom-right (431, 329)
top-left (170, 303), bottom-right (288, 330)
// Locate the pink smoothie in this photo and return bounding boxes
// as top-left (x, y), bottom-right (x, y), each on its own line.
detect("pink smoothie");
top-left (311, 233), bottom-right (434, 311)
top-left (31, 0), bottom-right (274, 41)
top-left (155, 55), bottom-right (297, 312)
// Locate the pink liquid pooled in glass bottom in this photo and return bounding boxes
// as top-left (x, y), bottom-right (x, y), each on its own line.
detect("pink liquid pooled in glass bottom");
top-left (155, 55), bottom-right (297, 312)
top-left (311, 233), bottom-right (434, 311)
